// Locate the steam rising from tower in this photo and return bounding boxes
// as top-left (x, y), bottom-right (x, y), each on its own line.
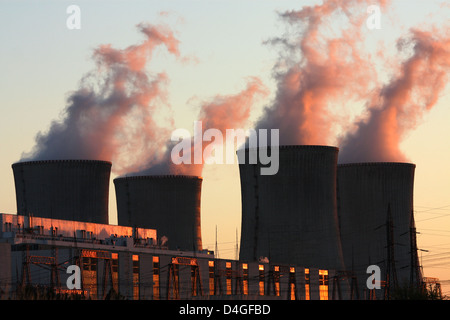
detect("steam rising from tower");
top-left (115, 79), bottom-right (268, 253)
top-left (17, 17), bottom-right (268, 256)
top-left (339, 29), bottom-right (450, 163)
top-left (133, 78), bottom-right (268, 177)
top-left (11, 1), bottom-right (450, 282)
top-left (254, 0), bottom-right (388, 146)
top-left (21, 23), bottom-right (180, 176)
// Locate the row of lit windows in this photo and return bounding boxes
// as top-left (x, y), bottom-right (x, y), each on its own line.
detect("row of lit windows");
top-left (206, 262), bottom-right (327, 300)
top-left (304, 268), bottom-right (329, 300)
top-left (79, 253), bottom-right (328, 300)
top-left (81, 252), bottom-right (133, 299)
top-left (319, 269), bottom-right (329, 300)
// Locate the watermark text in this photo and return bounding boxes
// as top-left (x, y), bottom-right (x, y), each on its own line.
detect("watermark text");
top-left (171, 121), bottom-right (280, 175)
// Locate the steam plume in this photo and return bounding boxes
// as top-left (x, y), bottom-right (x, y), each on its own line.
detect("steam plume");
top-left (255, 0), bottom-right (388, 146)
top-left (339, 28), bottom-right (450, 163)
top-left (133, 77), bottom-right (269, 177)
top-left (21, 23), bottom-right (180, 176)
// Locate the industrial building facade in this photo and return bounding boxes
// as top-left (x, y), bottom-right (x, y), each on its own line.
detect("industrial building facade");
top-left (3, 147), bottom-right (427, 301)
top-left (0, 213), bottom-right (336, 300)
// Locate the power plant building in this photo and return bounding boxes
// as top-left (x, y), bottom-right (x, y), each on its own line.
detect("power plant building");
top-left (0, 213), bottom-right (334, 300)
top-left (0, 150), bottom-right (427, 300)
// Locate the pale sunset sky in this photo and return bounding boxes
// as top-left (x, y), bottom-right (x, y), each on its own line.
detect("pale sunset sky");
top-left (1, 0), bottom-right (450, 294)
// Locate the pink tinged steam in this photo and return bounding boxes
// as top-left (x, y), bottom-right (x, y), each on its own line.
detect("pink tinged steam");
top-left (21, 23), bottom-right (180, 176)
top-left (338, 28), bottom-right (450, 163)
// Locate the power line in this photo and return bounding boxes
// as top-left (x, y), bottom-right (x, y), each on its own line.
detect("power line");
top-left (414, 205), bottom-right (450, 223)
top-left (415, 205), bottom-right (450, 213)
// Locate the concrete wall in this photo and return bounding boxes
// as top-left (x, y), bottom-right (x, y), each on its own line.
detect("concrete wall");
top-left (2, 242), bottom-right (330, 300)
top-left (238, 145), bottom-right (345, 272)
top-left (0, 242), bottom-right (11, 299)
top-left (337, 162), bottom-right (416, 298)
top-left (114, 175), bottom-right (203, 251)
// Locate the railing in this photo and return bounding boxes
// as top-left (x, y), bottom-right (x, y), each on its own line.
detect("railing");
top-left (10, 231), bottom-right (167, 250)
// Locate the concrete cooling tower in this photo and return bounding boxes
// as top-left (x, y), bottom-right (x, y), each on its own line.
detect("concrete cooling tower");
top-left (114, 175), bottom-right (203, 252)
top-left (237, 145), bottom-right (345, 272)
top-left (12, 160), bottom-right (111, 224)
top-left (337, 162), bottom-right (419, 298)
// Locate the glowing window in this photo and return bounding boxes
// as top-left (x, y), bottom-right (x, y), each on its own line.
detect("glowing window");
top-left (209, 261), bottom-right (215, 295)
top-left (319, 270), bottom-right (329, 300)
top-left (153, 256), bottom-right (160, 300)
top-left (305, 268), bottom-right (310, 300)
top-left (242, 264), bottom-right (249, 295)
top-left (132, 255), bottom-right (139, 300)
top-left (226, 262), bottom-right (232, 295)
top-left (289, 267), bottom-right (296, 300)
top-left (274, 266), bottom-right (280, 296)
top-left (259, 265), bottom-right (265, 296)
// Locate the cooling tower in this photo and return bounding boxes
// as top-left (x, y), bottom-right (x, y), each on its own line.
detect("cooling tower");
top-left (337, 162), bottom-right (418, 298)
top-left (237, 145), bottom-right (345, 271)
top-left (12, 160), bottom-right (111, 224)
top-left (114, 175), bottom-right (203, 252)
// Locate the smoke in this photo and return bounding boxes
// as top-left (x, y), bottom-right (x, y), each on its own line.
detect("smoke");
top-left (21, 23), bottom-right (180, 176)
top-left (252, 0), bottom-right (450, 165)
top-left (132, 77), bottom-right (269, 177)
top-left (22, 19), bottom-right (268, 178)
top-left (23, 2), bottom-right (449, 174)
top-left (254, 0), bottom-right (388, 146)
top-left (338, 28), bottom-right (450, 163)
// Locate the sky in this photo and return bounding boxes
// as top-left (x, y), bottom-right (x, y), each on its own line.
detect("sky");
top-left (1, 0), bottom-right (450, 296)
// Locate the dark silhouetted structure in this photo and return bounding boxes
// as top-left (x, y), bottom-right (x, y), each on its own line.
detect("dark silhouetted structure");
top-left (114, 175), bottom-right (203, 251)
top-left (337, 162), bottom-right (419, 299)
top-left (237, 145), bottom-right (345, 272)
top-left (12, 160), bottom-right (111, 224)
